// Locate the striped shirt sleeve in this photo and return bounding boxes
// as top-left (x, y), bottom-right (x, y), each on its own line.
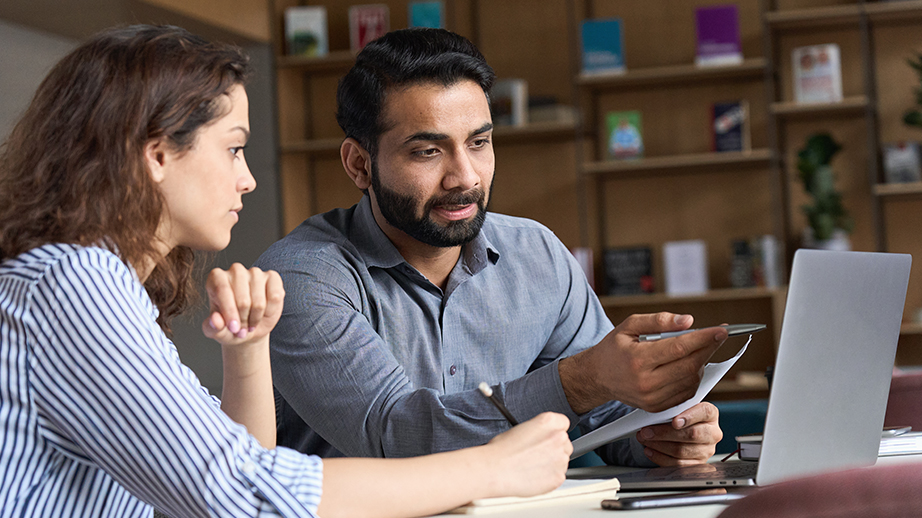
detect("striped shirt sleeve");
top-left (24, 247), bottom-right (322, 517)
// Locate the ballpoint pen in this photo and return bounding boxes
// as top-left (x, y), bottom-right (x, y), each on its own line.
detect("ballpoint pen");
top-left (478, 381), bottom-right (519, 426)
top-left (638, 323), bottom-right (766, 342)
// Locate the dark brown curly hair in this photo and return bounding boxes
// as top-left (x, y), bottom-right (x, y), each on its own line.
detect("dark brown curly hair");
top-left (0, 25), bottom-right (250, 330)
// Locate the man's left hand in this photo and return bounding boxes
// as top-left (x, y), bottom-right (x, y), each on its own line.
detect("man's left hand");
top-left (635, 402), bottom-right (722, 466)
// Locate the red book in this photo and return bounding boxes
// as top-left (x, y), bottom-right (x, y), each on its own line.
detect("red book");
top-left (349, 4), bottom-right (390, 52)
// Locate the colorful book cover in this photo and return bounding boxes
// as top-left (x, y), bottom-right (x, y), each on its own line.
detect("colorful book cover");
top-left (349, 4), bottom-right (390, 52)
top-left (284, 6), bottom-right (328, 57)
top-left (792, 44), bottom-right (843, 104)
top-left (606, 111), bottom-right (643, 159)
top-left (580, 18), bottom-right (625, 75)
top-left (409, 1), bottom-right (444, 29)
top-left (695, 4), bottom-right (743, 67)
top-left (603, 246), bottom-right (654, 296)
top-left (712, 100), bottom-right (749, 152)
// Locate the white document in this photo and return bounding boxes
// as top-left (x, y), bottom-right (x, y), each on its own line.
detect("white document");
top-left (571, 337), bottom-right (750, 459)
top-left (663, 240), bottom-right (709, 295)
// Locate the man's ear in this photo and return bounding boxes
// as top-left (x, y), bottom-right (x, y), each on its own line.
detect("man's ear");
top-left (341, 138), bottom-right (372, 190)
top-left (144, 138), bottom-right (168, 184)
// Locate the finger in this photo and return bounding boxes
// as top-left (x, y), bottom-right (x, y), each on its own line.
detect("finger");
top-left (263, 270), bottom-right (285, 326)
top-left (644, 444), bottom-right (712, 467)
top-left (655, 327), bottom-right (728, 365)
top-left (205, 268), bottom-right (240, 336)
top-left (642, 438), bottom-right (715, 462)
top-left (228, 263), bottom-right (251, 337)
top-left (615, 312), bottom-right (694, 337)
top-left (246, 267), bottom-right (268, 332)
top-left (673, 402), bottom-right (720, 429)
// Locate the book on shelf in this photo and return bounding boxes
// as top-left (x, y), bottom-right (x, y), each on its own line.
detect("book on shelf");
top-left (490, 79), bottom-right (528, 127)
top-left (663, 240), bottom-right (708, 296)
top-left (349, 4), bottom-right (390, 52)
top-left (712, 100), bottom-right (750, 153)
top-left (792, 43), bottom-right (843, 104)
top-left (606, 110), bottom-right (643, 159)
top-left (603, 246), bottom-right (654, 296)
top-left (882, 142), bottom-right (922, 184)
top-left (284, 6), bottom-right (328, 57)
top-left (729, 235), bottom-right (781, 289)
top-left (695, 4), bottom-right (743, 67)
top-left (579, 18), bottom-right (625, 76)
top-left (569, 247), bottom-right (595, 291)
top-left (408, 1), bottom-right (444, 29)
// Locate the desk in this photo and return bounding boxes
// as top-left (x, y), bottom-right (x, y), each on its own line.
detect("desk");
top-left (432, 453), bottom-right (922, 517)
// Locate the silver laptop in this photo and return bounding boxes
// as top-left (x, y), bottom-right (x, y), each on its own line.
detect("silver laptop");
top-left (615, 249), bottom-right (911, 490)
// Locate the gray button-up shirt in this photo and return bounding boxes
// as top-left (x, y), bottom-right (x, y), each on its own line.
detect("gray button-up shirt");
top-left (256, 195), bottom-right (649, 466)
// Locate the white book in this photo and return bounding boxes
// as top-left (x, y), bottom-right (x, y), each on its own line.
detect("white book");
top-left (792, 44), bottom-right (843, 104)
top-left (663, 240), bottom-right (708, 295)
top-left (284, 6), bottom-right (328, 57)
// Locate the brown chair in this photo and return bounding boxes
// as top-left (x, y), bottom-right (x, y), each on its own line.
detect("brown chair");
top-left (885, 370), bottom-right (922, 432)
top-left (718, 462), bottom-right (922, 518)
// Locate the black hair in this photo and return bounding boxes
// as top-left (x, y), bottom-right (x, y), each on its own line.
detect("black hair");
top-left (335, 28), bottom-right (495, 159)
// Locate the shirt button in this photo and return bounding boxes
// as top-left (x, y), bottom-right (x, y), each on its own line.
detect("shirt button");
top-left (449, 365), bottom-right (457, 376)
top-left (241, 461), bottom-right (256, 474)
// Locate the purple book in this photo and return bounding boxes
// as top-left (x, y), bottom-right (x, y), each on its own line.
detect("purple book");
top-left (695, 4), bottom-right (743, 67)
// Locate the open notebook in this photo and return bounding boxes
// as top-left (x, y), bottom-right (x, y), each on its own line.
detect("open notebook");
top-left (445, 478), bottom-right (619, 514)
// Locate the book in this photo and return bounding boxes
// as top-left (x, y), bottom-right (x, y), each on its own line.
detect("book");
top-left (712, 100), bottom-right (750, 152)
top-left (570, 247), bottom-right (595, 291)
top-left (284, 6), bottom-right (328, 57)
top-left (663, 240), bottom-right (708, 295)
top-left (605, 110), bottom-right (643, 159)
top-left (580, 18), bottom-right (625, 76)
top-left (447, 478), bottom-right (620, 514)
top-left (603, 246), bottom-right (654, 296)
top-left (490, 79), bottom-right (528, 127)
top-left (792, 43), bottom-right (843, 104)
top-left (883, 142), bottom-right (922, 183)
top-left (408, 1), bottom-right (444, 29)
top-left (695, 4), bottom-right (743, 67)
top-left (729, 235), bottom-right (781, 289)
top-left (349, 4), bottom-right (390, 52)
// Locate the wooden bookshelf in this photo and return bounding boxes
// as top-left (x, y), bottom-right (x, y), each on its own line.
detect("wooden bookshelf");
top-left (577, 58), bottom-right (766, 90)
top-left (874, 182), bottom-right (922, 198)
top-left (582, 149), bottom-right (773, 177)
top-left (770, 95), bottom-right (869, 119)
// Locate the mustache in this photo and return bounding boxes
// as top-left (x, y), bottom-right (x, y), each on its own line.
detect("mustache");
top-left (426, 189), bottom-right (485, 209)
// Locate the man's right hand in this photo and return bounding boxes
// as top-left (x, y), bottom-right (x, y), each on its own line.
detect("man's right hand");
top-left (558, 313), bottom-right (728, 415)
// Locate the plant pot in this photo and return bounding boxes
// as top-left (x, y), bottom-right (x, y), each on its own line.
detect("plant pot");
top-left (802, 227), bottom-right (852, 251)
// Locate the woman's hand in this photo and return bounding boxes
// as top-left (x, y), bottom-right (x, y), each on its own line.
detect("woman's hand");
top-left (482, 412), bottom-right (572, 498)
top-left (201, 264), bottom-right (284, 347)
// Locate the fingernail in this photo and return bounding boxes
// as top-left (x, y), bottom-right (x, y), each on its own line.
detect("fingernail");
top-left (676, 417), bottom-right (687, 428)
top-left (236, 329), bottom-right (248, 339)
top-left (674, 314), bottom-right (691, 325)
top-left (228, 320), bottom-right (240, 334)
top-left (208, 318), bottom-right (217, 330)
top-left (248, 327), bottom-right (256, 333)
top-left (641, 428), bottom-right (654, 440)
top-left (644, 448), bottom-right (654, 458)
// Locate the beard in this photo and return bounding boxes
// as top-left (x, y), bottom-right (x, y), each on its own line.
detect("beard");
top-left (369, 161), bottom-right (492, 248)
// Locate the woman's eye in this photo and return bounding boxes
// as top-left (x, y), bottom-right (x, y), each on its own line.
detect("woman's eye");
top-left (231, 145), bottom-right (247, 157)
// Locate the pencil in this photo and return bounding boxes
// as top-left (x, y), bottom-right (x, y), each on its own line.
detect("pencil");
top-left (478, 381), bottom-right (519, 426)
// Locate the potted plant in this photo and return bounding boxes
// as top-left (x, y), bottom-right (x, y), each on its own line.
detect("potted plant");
top-left (796, 133), bottom-right (853, 250)
top-left (903, 54), bottom-right (922, 129)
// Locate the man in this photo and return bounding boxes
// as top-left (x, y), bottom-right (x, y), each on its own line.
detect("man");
top-left (256, 28), bottom-right (725, 467)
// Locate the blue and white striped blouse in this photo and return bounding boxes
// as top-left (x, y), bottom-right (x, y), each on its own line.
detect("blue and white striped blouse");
top-left (0, 244), bottom-right (323, 517)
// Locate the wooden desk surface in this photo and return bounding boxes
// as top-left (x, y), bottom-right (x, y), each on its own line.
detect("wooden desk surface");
top-left (431, 454), bottom-right (922, 517)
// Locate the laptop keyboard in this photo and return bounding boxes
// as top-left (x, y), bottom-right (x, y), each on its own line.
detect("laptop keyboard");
top-left (666, 462), bottom-right (758, 480)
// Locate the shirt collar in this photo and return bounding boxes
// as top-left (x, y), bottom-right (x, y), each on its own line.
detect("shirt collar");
top-left (350, 194), bottom-right (501, 273)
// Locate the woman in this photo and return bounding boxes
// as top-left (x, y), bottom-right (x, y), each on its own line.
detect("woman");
top-left (0, 25), bottom-right (572, 518)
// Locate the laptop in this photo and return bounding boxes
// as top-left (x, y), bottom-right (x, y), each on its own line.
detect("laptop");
top-left (614, 249), bottom-right (911, 490)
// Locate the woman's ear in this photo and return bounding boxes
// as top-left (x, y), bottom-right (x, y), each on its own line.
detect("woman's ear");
top-left (341, 138), bottom-right (372, 190)
top-left (144, 139), bottom-right (168, 184)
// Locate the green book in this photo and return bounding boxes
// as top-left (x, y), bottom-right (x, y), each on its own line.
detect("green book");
top-left (606, 110), bottom-right (643, 159)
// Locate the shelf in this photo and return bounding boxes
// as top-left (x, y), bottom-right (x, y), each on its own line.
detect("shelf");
top-left (770, 95), bottom-right (869, 119)
top-left (276, 50), bottom-right (356, 73)
top-left (901, 323), bottom-right (922, 335)
top-left (598, 287), bottom-right (784, 309)
top-left (874, 182), bottom-right (922, 198)
top-left (765, 4), bottom-right (861, 29)
top-left (492, 119), bottom-right (581, 143)
top-left (860, 1), bottom-right (922, 24)
top-left (280, 138), bottom-right (342, 156)
top-left (576, 58), bottom-right (766, 90)
top-left (582, 149), bottom-right (773, 177)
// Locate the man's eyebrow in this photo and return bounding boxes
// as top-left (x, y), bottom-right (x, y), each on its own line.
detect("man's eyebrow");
top-left (402, 123), bottom-right (494, 145)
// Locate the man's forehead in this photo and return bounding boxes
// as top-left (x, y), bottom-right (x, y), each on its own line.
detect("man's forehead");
top-left (378, 79), bottom-right (490, 139)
